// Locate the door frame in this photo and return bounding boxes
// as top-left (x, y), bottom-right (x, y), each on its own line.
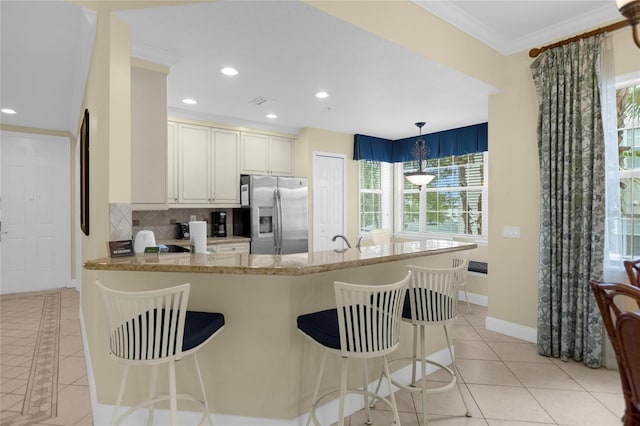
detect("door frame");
top-left (312, 151), bottom-right (347, 251)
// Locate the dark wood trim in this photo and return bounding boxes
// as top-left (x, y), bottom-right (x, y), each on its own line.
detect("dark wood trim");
top-left (80, 109), bottom-right (90, 236)
top-left (529, 20), bottom-right (630, 58)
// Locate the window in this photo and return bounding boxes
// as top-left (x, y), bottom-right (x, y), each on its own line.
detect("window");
top-left (359, 160), bottom-right (391, 233)
top-left (618, 83), bottom-right (640, 258)
top-left (398, 152), bottom-right (488, 237)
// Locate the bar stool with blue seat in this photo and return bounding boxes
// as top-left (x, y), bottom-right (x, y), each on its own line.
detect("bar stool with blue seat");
top-left (297, 272), bottom-right (411, 426)
top-left (96, 281), bottom-right (225, 426)
top-left (377, 262), bottom-right (471, 425)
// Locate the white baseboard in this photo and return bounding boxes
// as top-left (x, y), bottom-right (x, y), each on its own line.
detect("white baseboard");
top-left (89, 346), bottom-right (454, 426)
top-left (485, 316), bottom-right (537, 343)
top-left (458, 291), bottom-right (488, 307)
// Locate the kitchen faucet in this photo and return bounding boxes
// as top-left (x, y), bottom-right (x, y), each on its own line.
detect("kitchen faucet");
top-left (355, 236), bottom-right (363, 250)
top-left (331, 234), bottom-right (351, 248)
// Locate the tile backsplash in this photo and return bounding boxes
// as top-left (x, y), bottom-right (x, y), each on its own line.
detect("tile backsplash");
top-left (110, 203), bottom-right (132, 241)
top-left (132, 208), bottom-right (232, 240)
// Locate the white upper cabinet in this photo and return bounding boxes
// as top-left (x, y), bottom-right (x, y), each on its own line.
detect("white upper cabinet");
top-left (178, 123), bottom-right (211, 204)
top-left (131, 64), bottom-right (169, 208)
top-left (211, 128), bottom-right (240, 204)
top-left (171, 122), bottom-right (240, 207)
top-left (241, 132), bottom-right (294, 176)
top-left (167, 121), bottom-right (178, 204)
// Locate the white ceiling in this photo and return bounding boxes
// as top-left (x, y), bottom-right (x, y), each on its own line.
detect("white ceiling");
top-left (414, 1), bottom-right (622, 56)
top-left (0, 0), bottom-right (624, 140)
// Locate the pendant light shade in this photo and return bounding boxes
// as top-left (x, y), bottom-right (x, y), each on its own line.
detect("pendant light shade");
top-left (404, 122), bottom-right (435, 187)
top-left (618, 0), bottom-right (640, 48)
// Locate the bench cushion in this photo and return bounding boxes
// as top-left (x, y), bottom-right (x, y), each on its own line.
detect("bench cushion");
top-left (468, 261), bottom-right (488, 274)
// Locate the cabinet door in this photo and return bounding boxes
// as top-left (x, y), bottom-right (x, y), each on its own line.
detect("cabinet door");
top-left (212, 129), bottom-right (240, 204)
top-left (167, 121), bottom-right (178, 203)
top-left (269, 136), bottom-right (294, 176)
top-left (241, 132), bottom-right (269, 175)
top-left (178, 124), bottom-right (210, 204)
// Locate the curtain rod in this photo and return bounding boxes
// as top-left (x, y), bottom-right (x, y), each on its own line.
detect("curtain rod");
top-left (529, 19), bottom-right (630, 58)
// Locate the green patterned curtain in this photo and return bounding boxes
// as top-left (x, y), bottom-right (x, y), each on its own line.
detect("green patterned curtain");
top-left (531, 35), bottom-right (605, 368)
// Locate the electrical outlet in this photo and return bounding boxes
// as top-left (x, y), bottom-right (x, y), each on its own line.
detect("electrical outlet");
top-left (503, 226), bottom-right (521, 238)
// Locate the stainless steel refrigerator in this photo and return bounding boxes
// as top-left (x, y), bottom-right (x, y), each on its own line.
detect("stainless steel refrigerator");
top-left (233, 175), bottom-right (308, 254)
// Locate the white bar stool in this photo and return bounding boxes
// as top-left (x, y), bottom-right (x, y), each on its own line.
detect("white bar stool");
top-left (296, 272), bottom-right (411, 426)
top-left (96, 281), bottom-right (225, 426)
top-left (376, 263), bottom-right (471, 425)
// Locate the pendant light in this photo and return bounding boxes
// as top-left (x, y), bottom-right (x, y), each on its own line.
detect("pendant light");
top-left (618, 0), bottom-right (640, 48)
top-left (404, 122), bottom-right (435, 187)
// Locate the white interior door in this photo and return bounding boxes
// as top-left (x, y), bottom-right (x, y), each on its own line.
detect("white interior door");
top-left (1, 132), bottom-right (70, 294)
top-left (313, 152), bottom-right (346, 251)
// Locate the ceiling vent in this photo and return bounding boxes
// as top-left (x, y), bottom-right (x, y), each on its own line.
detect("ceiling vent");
top-left (249, 97), bottom-right (272, 106)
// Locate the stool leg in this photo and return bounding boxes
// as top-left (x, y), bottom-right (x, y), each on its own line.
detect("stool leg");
top-left (382, 355), bottom-right (401, 426)
top-left (113, 365), bottom-right (129, 426)
top-left (362, 359), bottom-right (372, 425)
top-left (410, 324), bottom-right (418, 387)
top-left (420, 325), bottom-right (428, 426)
top-left (443, 325), bottom-right (471, 417)
top-left (193, 353), bottom-right (214, 426)
top-left (306, 351), bottom-right (327, 426)
top-left (147, 364), bottom-right (158, 426)
top-left (463, 287), bottom-right (472, 314)
top-left (338, 356), bottom-right (348, 426)
top-left (168, 360), bottom-right (178, 426)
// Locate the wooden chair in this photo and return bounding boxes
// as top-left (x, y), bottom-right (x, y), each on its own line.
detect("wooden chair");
top-left (590, 281), bottom-right (640, 426)
top-left (623, 259), bottom-right (640, 288)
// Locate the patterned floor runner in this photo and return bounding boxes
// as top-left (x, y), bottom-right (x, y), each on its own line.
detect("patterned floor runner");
top-left (0, 290), bottom-right (61, 426)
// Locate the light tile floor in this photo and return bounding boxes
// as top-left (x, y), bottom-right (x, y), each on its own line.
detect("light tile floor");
top-left (345, 304), bottom-right (626, 426)
top-left (0, 290), bottom-right (625, 426)
top-left (1, 289), bottom-right (92, 426)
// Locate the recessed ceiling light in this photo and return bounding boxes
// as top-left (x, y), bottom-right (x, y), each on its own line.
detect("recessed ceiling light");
top-left (266, 113), bottom-right (278, 119)
top-left (1, 108), bottom-right (17, 114)
top-left (315, 91), bottom-right (329, 99)
top-left (182, 98), bottom-right (197, 105)
top-left (220, 67), bottom-right (239, 76)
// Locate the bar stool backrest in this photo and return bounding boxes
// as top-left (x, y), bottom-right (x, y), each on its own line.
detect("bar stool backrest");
top-left (452, 257), bottom-right (469, 286)
top-left (406, 264), bottom-right (466, 325)
top-left (97, 281), bottom-right (191, 363)
top-left (334, 272), bottom-right (410, 359)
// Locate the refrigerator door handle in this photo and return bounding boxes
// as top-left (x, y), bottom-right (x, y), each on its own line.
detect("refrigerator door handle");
top-left (275, 188), bottom-right (283, 255)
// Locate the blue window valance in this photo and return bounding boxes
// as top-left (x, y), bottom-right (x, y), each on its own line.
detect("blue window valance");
top-left (354, 122), bottom-right (488, 163)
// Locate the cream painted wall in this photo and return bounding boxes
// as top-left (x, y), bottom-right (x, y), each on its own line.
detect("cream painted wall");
top-left (80, 10), bottom-right (131, 403)
top-left (487, 51), bottom-right (541, 327)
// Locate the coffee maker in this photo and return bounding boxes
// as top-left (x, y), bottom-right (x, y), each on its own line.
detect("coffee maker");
top-left (176, 223), bottom-right (190, 239)
top-left (211, 211), bottom-right (227, 237)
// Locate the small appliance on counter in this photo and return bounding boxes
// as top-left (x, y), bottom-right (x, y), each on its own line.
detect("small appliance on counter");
top-left (211, 211), bottom-right (227, 237)
top-left (134, 230), bottom-right (156, 253)
top-left (176, 222), bottom-right (190, 239)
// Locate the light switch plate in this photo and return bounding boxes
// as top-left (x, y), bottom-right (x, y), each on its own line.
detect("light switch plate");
top-left (503, 226), bottom-right (521, 238)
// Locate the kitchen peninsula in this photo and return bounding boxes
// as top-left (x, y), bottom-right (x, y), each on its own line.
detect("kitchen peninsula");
top-left (83, 239), bottom-right (475, 424)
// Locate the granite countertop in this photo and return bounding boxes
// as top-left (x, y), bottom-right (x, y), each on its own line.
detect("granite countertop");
top-left (84, 239), bottom-right (476, 276)
top-left (159, 236), bottom-right (251, 246)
